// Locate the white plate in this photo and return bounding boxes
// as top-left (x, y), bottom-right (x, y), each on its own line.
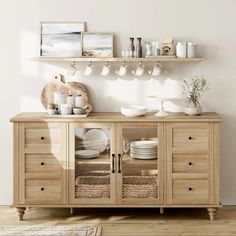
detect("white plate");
top-left (130, 152), bottom-right (157, 160)
top-left (75, 150), bottom-right (99, 159)
top-left (130, 140), bottom-right (158, 149)
top-left (83, 129), bottom-right (108, 153)
top-left (121, 105), bottom-right (146, 117)
top-left (131, 148), bottom-right (157, 155)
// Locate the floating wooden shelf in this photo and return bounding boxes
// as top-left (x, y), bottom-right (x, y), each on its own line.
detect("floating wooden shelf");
top-left (31, 56), bottom-right (205, 62)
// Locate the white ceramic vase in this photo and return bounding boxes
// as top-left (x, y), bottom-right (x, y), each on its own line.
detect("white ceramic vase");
top-left (184, 102), bottom-right (202, 116)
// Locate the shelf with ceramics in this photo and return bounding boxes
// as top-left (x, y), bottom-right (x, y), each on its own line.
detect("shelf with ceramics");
top-left (32, 56), bottom-right (205, 62)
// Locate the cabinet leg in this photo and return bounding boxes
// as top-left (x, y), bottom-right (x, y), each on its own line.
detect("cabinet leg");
top-left (16, 207), bottom-right (26, 221)
top-left (207, 207), bottom-right (218, 221)
top-left (70, 208), bottom-right (74, 215)
top-left (160, 207), bottom-right (164, 215)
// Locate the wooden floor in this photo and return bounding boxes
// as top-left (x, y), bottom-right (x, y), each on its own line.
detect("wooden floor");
top-left (0, 206), bottom-right (236, 235)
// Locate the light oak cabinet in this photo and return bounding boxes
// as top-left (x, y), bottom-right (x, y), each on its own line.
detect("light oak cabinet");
top-left (11, 112), bottom-right (222, 221)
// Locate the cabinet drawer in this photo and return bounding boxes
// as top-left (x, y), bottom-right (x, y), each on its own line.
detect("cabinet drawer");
top-left (24, 124), bottom-right (62, 153)
top-left (172, 127), bottom-right (208, 153)
top-left (25, 154), bottom-right (62, 173)
top-left (172, 179), bottom-right (209, 204)
top-left (25, 179), bottom-right (62, 204)
top-left (173, 154), bottom-right (208, 173)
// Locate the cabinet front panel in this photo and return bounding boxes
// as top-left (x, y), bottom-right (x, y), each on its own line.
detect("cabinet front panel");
top-left (172, 127), bottom-right (208, 153)
top-left (116, 123), bottom-right (163, 205)
top-left (166, 123), bottom-right (213, 205)
top-left (172, 179), bottom-right (209, 204)
top-left (69, 123), bottom-right (116, 205)
top-left (18, 123), bottom-right (67, 205)
top-left (173, 154), bottom-right (208, 173)
top-left (25, 179), bottom-right (62, 204)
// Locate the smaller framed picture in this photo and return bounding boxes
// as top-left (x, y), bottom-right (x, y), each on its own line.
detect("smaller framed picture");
top-left (82, 33), bottom-right (114, 57)
top-left (40, 22), bottom-right (86, 57)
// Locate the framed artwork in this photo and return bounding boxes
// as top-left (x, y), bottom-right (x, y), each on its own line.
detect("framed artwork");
top-left (82, 33), bottom-right (113, 57)
top-left (40, 22), bottom-right (86, 57)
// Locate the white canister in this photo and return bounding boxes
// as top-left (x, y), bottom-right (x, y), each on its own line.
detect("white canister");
top-left (187, 42), bottom-right (197, 58)
top-left (54, 91), bottom-right (64, 113)
top-left (176, 42), bottom-right (187, 58)
top-left (75, 91), bottom-right (84, 108)
top-left (67, 91), bottom-right (74, 107)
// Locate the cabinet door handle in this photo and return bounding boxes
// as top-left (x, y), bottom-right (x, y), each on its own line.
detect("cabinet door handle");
top-left (118, 154), bottom-right (121, 173)
top-left (188, 187), bottom-right (192, 191)
top-left (41, 187), bottom-right (44, 191)
top-left (188, 162), bottom-right (192, 166)
top-left (188, 136), bottom-right (192, 140)
top-left (41, 136), bottom-right (45, 140)
top-left (41, 162), bottom-right (45, 166)
top-left (112, 154), bottom-right (115, 173)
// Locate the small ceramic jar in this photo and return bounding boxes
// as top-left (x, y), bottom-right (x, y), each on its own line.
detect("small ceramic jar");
top-left (60, 104), bottom-right (72, 115)
top-left (187, 42), bottom-right (197, 58)
top-left (176, 42), bottom-right (187, 58)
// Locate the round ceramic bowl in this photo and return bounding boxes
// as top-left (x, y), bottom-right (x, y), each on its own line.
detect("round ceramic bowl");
top-left (121, 106), bottom-right (146, 117)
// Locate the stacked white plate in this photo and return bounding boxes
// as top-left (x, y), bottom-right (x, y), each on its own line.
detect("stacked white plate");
top-left (130, 140), bottom-right (158, 160)
top-left (75, 150), bottom-right (99, 159)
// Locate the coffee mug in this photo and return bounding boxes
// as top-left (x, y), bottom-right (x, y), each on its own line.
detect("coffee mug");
top-left (60, 104), bottom-right (72, 115)
top-left (148, 63), bottom-right (161, 76)
top-left (115, 62), bottom-right (127, 76)
top-left (84, 62), bottom-right (93, 76)
top-left (101, 62), bottom-right (110, 76)
top-left (132, 63), bottom-right (144, 76)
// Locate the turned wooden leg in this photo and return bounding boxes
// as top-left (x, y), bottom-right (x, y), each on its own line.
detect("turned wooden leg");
top-left (16, 207), bottom-right (26, 221)
top-left (160, 207), bottom-right (164, 215)
top-left (207, 207), bottom-right (218, 221)
top-left (70, 208), bottom-right (74, 215)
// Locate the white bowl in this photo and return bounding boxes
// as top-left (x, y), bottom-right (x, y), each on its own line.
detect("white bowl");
top-left (121, 106), bottom-right (146, 117)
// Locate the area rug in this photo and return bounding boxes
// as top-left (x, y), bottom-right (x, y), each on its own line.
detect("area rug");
top-left (0, 226), bottom-right (102, 236)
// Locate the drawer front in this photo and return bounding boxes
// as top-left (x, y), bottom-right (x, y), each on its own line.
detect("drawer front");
top-left (25, 154), bottom-right (62, 174)
top-left (172, 179), bottom-right (209, 204)
top-left (172, 126), bottom-right (208, 153)
top-left (24, 124), bottom-right (63, 153)
top-left (173, 154), bottom-right (208, 173)
top-left (25, 179), bottom-right (62, 204)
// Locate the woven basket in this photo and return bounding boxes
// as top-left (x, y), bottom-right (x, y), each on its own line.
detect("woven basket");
top-left (122, 176), bottom-right (158, 199)
top-left (75, 176), bottom-right (110, 199)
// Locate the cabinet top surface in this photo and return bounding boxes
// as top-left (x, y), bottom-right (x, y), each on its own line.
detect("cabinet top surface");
top-left (10, 112), bottom-right (223, 123)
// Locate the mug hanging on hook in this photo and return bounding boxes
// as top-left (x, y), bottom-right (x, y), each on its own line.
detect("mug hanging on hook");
top-left (67, 61), bottom-right (77, 76)
top-left (84, 62), bottom-right (93, 76)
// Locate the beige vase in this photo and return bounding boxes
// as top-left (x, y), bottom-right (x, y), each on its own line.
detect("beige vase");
top-left (184, 102), bottom-right (202, 116)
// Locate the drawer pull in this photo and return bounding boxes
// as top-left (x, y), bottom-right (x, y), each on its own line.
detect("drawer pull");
top-left (188, 136), bottom-right (192, 140)
top-left (188, 187), bottom-right (192, 191)
top-left (41, 137), bottom-right (45, 140)
top-left (41, 187), bottom-right (44, 191)
top-left (188, 162), bottom-right (192, 166)
top-left (41, 162), bottom-right (45, 166)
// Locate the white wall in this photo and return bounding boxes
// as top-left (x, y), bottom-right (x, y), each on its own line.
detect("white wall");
top-left (0, 0), bottom-right (236, 205)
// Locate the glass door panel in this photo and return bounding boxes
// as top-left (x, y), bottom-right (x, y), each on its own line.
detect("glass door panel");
top-left (117, 123), bottom-right (161, 204)
top-left (69, 123), bottom-right (115, 204)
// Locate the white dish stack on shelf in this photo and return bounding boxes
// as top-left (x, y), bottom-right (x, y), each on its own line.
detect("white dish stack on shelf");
top-left (130, 140), bottom-right (158, 160)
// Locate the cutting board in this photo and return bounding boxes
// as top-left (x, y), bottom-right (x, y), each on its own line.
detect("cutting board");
top-left (41, 74), bottom-right (92, 112)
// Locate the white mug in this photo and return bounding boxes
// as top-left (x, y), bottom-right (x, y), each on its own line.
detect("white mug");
top-left (116, 63), bottom-right (127, 76)
top-left (84, 63), bottom-right (93, 76)
top-left (101, 63), bottom-right (110, 76)
top-left (60, 104), bottom-right (72, 115)
top-left (132, 63), bottom-right (144, 76)
top-left (148, 63), bottom-right (161, 76)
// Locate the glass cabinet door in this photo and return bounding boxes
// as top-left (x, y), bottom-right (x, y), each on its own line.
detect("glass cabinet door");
top-left (116, 123), bottom-right (163, 204)
top-left (69, 123), bottom-right (116, 204)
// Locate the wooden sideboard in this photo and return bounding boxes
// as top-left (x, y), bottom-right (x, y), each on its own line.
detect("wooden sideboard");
top-left (10, 112), bottom-right (222, 221)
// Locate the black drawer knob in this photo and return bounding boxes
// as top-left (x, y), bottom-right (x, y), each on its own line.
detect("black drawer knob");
top-left (188, 136), bottom-right (192, 140)
top-left (188, 187), bottom-right (192, 191)
top-left (41, 137), bottom-right (45, 140)
top-left (41, 187), bottom-right (44, 191)
top-left (188, 162), bottom-right (192, 166)
top-left (41, 162), bottom-right (44, 166)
